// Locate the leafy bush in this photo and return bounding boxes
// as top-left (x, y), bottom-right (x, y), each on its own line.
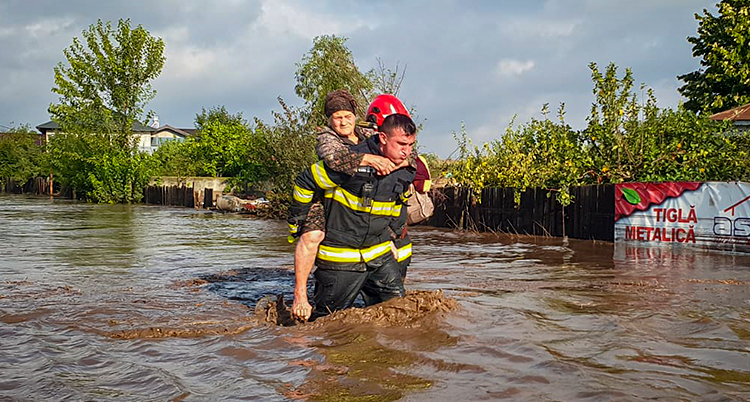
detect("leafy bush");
top-left (0, 126), bottom-right (47, 184)
top-left (449, 62), bottom-right (750, 206)
top-left (254, 98), bottom-right (318, 195)
top-left (149, 140), bottom-right (201, 178)
top-left (47, 131), bottom-right (153, 203)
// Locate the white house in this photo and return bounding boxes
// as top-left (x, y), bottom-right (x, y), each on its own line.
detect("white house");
top-left (36, 120), bottom-right (192, 153)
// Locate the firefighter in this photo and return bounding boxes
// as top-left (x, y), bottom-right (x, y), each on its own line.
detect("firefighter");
top-left (291, 91), bottom-right (416, 317)
top-left (288, 114), bottom-right (417, 321)
top-left (290, 90), bottom-right (397, 311)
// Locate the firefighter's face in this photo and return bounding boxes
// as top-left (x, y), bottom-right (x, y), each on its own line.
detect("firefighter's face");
top-left (330, 110), bottom-right (356, 138)
top-left (379, 128), bottom-right (415, 164)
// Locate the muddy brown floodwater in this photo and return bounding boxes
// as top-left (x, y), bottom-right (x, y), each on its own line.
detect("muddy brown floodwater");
top-left (1, 194), bottom-right (750, 401)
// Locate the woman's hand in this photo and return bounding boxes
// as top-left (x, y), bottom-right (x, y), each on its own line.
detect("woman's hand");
top-left (362, 154), bottom-right (396, 175)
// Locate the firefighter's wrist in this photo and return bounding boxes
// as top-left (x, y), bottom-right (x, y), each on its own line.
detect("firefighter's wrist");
top-left (294, 287), bottom-right (308, 299)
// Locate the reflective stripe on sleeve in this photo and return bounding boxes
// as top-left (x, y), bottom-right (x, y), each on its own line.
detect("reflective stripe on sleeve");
top-left (311, 161), bottom-right (336, 189)
top-left (293, 185), bottom-right (314, 203)
top-left (397, 243), bottom-right (412, 262)
top-left (317, 240), bottom-right (393, 263)
top-left (288, 223), bottom-right (299, 234)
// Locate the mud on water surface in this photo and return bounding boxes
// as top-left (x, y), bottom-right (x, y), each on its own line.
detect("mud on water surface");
top-left (2, 271), bottom-right (462, 402)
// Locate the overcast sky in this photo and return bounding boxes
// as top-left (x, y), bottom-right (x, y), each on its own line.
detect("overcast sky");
top-left (0, 0), bottom-right (715, 157)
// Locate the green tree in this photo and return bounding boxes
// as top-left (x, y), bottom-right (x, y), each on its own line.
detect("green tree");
top-left (152, 107), bottom-right (252, 180)
top-left (194, 106), bottom-right (246, 133)
top-left (149, 140), bottom-right (201, 178)
top-left (369, 58), bottom-right (407, 96)
top-left (0, 125), bottom-right (46, 185)
top-left (50, 18), bottom-right (165, 136)
top-left (295, 35), bottom-right (373, 126)
top-left (254, 98), bottom-right (318, 195)
top-left (173, 106), bottom-right (273, 192)
top-left (187, 109), bottom-right (254, 178)
top-left (47, 18), bottom-right (165, 203)
top-left (585, 62), bottom-right (737, 184)
top-left (678, 0), bottom-right (750, 114)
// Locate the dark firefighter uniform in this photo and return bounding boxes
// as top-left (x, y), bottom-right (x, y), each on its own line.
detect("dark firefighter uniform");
top-left (288, 135), bottom-right (415, 318)
top-left (395, 154), bottom-right (433, 279)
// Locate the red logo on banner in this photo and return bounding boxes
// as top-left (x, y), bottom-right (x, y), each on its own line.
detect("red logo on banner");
top-left (723, 194), bottom-right (750, 217)
top-left (615, 182), bottom-right (702, 221)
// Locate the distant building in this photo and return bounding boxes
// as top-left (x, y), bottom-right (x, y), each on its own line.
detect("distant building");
top-left (709, 103), bottom-right (750, 133)
top-left (150, 125), bottom-right (193, 151)
top-left (35, 120), bottom-right (192, 153)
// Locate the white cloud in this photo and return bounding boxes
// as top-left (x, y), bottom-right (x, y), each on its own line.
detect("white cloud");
top-left (256, 0), bottom-right (376, 38)
top-left (496, 59), bottom-right (535, 78)
top-left (501, 18), bottom-right (580, 39)
top-left (162, 46), bottom-right (219, 80)
top-left (0, 0), bottom-right (718, 156)
top-left (156, 26), bottom-right (190, 44)
top-left (24, 16), bottom-right (76, 38)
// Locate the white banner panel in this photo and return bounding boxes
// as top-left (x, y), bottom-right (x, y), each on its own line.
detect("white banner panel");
top-left (614, 182), bottom-right (750, 253)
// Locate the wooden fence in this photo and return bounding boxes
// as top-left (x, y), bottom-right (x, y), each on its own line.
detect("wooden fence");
top-left (428, 185), bottom-right (615, 241)
top-left (2, 177), bottom-right (52, 195)
top-left (143, 185), bottom-right (198, 208)
top-left (142, 185), bottom-right (218, 209)
top-left (3, 178), bottom-right (614, 241)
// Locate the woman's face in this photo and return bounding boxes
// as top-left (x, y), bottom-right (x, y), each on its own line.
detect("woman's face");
top-left (329, 110), bottom-right (356, 137)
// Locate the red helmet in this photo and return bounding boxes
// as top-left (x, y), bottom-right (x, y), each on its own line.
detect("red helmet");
top-left (366, 94), bottom-right (410, 127)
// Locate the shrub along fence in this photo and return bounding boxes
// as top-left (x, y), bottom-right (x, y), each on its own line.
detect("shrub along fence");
top-left (428, 185), bottom-right (615, 241)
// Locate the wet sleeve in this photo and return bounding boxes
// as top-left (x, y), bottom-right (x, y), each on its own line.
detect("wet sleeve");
top-left (287, 162), bottom-right (350, 238)
top-left (316, 131), bottom-right (365, 176)
top-left (388, 184), bottom-right (413, 240)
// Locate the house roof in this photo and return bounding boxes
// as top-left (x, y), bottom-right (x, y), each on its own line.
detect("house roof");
top-left (709, 103), bottom-right (750, 122)
top-left (36, 120), bottom-right (155, 132)
top-left (154, 125), bottom-right (196, 137)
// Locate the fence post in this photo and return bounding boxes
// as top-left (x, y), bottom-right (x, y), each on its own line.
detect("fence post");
top-left (204, 188), bottom-right (213, 209)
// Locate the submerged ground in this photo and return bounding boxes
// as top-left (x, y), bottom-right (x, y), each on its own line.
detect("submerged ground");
top-left (1, 194), bottom-right (749, 401)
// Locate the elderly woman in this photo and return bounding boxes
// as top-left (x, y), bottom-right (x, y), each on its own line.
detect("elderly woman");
top-left (291, 89), bottom-right (399, 320)
top-left (316, 89), bottom-right (397, 175)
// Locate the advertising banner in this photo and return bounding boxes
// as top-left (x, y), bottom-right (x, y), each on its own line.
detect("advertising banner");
top-left (614, 182), bottom-right (750, 253)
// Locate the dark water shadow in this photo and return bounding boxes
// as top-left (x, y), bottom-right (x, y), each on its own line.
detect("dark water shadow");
top-left (197, 267), bottom-right (377, 311)
top-left (195, 267), bottom-right (299, 309)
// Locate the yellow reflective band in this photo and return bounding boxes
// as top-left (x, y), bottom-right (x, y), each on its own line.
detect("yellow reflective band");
top-left (417, 155), bottom-right (432, 192)
top-left (318, 246), bottom-right (362, 263)
top-left (293, 185), bottom-right (314, 203)
top-left (361, 241), bottom-right (393, 261)
top-left (317, 240), bottom-right (392, 263)
top-left (323, 188), bottom-right (401, 217)
top-left (401, 189), bottom-right (412, 203)
top-left (288, 223), bottom-right (299, 234)
top-left (311, 161), bottom-right (336, 189)
top-left (397, 243), bottom-right (412, 262)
